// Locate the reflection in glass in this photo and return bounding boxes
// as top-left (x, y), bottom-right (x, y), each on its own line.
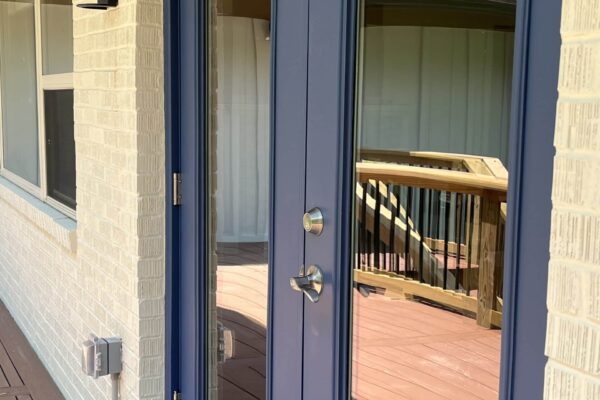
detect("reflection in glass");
top-left (207, 1), bottom-right (271, 399)
top-left (0, 0), bottom-right (39, 185)
top-left (352, 1), bottom-right (516, 399)
top-left (44, 90), bottom-right (75, 209)
top-left (41, 0), bottom-right (73, 75)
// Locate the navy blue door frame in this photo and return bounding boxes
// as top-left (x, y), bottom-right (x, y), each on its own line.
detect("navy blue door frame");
top-left (164, 0), bottom-right (208, 398)
top-left (500, 0), bottom-right (562, 398)
top-left (163, 0), bottom-right (562, 398)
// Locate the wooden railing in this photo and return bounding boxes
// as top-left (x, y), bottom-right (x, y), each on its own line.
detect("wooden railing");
top-left (354, 149), bottom-right (508, 328)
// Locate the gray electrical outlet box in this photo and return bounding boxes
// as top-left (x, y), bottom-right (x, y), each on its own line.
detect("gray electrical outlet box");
top-left (82, 335), bottom-right (122, 379)
top-left (217, 322), bottom-right (234, 363)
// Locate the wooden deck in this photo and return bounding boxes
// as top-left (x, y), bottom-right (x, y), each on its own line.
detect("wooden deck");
top-left (352, 291), bottom-right (500, 400)
top-left (217, 242), bottom-right (268, 399)
top-left (216, 242), bottom-right (500, 400)
top-left (0, 301), bottom-right (63, 400)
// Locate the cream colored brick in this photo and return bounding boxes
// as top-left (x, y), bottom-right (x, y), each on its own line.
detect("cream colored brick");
top-left (545, 361), bottom-right (600, 400)
top-left (558, 41), bottom-right (600, 96)
top-left (561, 0), bottom-right (600, 36)
top-left (552, 154), bottom-right (600, 210)
top-left (0, 1), bottom-right (165, 399)
top-left (546, 1), bottom-right (600, 396)
top-left (554, 101), bottom-right (600, 152)
top-left (550, 208), bottom-right (600, 264)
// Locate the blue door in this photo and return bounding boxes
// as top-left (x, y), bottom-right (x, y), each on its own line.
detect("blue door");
top-left (167, 0), bottom-right (307, 399)
top-left (274, 0), bottom-right (561, 399)
top-left (166, 0), bottom-right (561, 398)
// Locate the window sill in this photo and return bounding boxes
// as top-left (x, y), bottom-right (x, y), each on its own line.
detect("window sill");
top-left (0, 176), bottom-right (76, 253)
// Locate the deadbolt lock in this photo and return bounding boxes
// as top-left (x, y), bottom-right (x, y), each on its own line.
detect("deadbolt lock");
top-left (303, 207), bottom-right (324, 235)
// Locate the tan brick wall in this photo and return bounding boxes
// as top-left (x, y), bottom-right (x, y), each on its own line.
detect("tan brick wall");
top-left (545, 1), bottom-right (600, 399)
top-left (0, 1), bottom-right (165, 399)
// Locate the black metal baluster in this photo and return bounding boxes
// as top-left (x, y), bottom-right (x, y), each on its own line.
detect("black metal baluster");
top-left (418, 188), bottom-right (425, 283)
top-left (427, 189), bottom-right (433, 239)
top-left (443, 192), bottom-right (451, 290)
top-left (455, 193), bottom-right (463, 291)
top-left (374, 182), bottom-right (381, 270)
top-left (429, 190), bottom-right (440, 286)
top-left (364, 183), bottom-right (372, 270)
top-left (382, 183), bottom-right (389, 272)
top-left (386, 184), bottom-right (393, 273)
top-left (435, 191), bottom-right (441, 239)
top-left (391, 184), bottom-right (396, 273)
top-left (466, 194), bottom-right (475, 295)
top-left (357, 184), bottom-right (363, 269)
top-left (397, 186), bottom-right (403, 275)
top-left (405, 186), bottom-right (413, 275)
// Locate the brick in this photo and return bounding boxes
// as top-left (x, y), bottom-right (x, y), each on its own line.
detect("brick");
top-left (546, 1), bottom-right (600, 396)
top-left (561, 0), bottom-right (600, 36)
top-left (0, 1), bottom-right (165, 399)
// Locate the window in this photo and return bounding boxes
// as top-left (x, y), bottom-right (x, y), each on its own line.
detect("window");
top-left (0, 0), bottom-right (75, 217)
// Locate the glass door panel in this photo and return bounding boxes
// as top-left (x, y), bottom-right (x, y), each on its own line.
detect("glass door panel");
top-left (207, 0), bottom-right (271, 398)
top-left (351, 1), bottom-right (516, 399)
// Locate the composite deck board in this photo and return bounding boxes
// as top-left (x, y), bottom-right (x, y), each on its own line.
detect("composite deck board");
top-left (354, 350), bottom-right (490, 400)
top-left (0, 302), bottom-right (63, 400)
top-left (352, 363), bottom-right (449, 400)
top-left (219, 361), bottom-right (265, 398)
top-left (400, 345), bottom-right (500, 390)
top-left (0, 369), bottom-right (9, 388)
top-left (216, 242), bottom-right (500, 400)
top-left (453, 338), bottom-right (501, 362)
top-left (424, 342), bottom-right (500, 377)
top-left (218, 377), bottom-right (260, 400)
top-left (216, 245), bottom-right (268, 400)
top-left (0, 342), bottom-right (23, 387)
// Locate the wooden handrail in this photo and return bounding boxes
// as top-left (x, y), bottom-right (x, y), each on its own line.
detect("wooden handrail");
top-left (360, 149), bottom-right (467, 171)
top-left (355, 156), bottom-right (508, 329)
top-left (356, 162), bottom-right (508, 201)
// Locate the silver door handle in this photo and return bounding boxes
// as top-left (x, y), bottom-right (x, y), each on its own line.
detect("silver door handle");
top-left (289, 265), bottom-right (323, 303)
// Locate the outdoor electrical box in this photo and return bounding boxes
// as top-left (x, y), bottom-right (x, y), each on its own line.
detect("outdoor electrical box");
top-left (217, 322), bottom-right (234, 363)
top-left (82, 335), bottom-right (122, 378)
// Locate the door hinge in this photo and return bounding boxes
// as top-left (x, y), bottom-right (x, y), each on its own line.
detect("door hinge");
top-left (172, 172), bottom-right (182, 206)
top-left (173, 390), bottom-right (182, 400)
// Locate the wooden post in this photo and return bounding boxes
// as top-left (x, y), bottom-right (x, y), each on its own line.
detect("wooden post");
top-left (477, 196), bottom-right (501, 328)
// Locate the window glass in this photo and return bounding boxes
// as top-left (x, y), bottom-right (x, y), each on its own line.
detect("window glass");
top-left (351, 1), bottom-right (515, 398)
top-left (207, 0), bottom-right (271, 398)
top-left (0, 0), bottom-right (39, 186)
top-left (44, 90), bottom-right (75, 209)
top-left (41, 0), bottom-right (73, 75)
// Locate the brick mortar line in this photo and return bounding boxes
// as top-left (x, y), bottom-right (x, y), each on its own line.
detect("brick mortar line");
top-left (545, 358), bottom-right (600, 380)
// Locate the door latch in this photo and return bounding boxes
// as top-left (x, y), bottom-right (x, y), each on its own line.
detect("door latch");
top-left (289, 265), bottom-right (324, 303)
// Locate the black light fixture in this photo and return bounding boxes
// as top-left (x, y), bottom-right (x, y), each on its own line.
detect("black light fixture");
top-left (77, 0), bottom-right (118, 10)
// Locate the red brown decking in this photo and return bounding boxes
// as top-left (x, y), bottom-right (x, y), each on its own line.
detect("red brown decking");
top-left (216, 242), bottom-right (500, 400)
top-left (352, 292), bottom-right (500, 400)
top-left (217, 243), bottom-right (268, 399)
top-left (0, 301), bottom-right (63, 400)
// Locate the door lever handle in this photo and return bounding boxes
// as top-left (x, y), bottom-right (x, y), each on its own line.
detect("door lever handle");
top-left (289, 265), bottom-right (324, 303)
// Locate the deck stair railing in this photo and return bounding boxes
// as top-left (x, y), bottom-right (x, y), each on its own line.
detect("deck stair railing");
top-left (354, 149), bottom-right (508, 328)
